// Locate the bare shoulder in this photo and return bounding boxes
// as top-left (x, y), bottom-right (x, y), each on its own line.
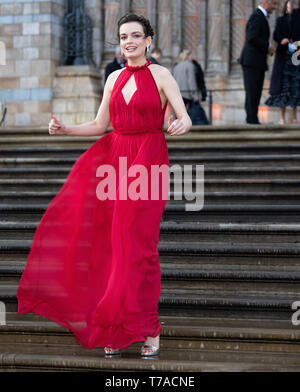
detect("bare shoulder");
top-left (148, 64), bottom-right (173, 91)
top-left (105, 67), bottom-right (126, 91)
top-left (111, 67), bottom-right (126, 77)
top-left (148, 63), bottom-right (171, 78)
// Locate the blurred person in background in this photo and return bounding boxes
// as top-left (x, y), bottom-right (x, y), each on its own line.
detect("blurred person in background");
top-left (173, 50), bottom-right (208, 125)
top-left (104, 46), bottom-right (126, 83)
top-left (238, 0), bottom-right (278, 124)
top-left (173, 49), bottom-right (198, 112)
top-left (149, 47), bottom-right (162, 64)
top-left (190, 56), bottom-right (209, 125)
top-left (265, 0), bottom-right (300, 124)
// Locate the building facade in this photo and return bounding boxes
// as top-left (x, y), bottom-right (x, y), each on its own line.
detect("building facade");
top-left (0, 0), bottom-right (292, 127)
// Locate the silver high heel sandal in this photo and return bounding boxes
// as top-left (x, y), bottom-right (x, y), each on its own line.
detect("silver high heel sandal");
top-left (104, 347), bottom-right (121, 355)
top-left (141, 344), bottom-right (160, 356)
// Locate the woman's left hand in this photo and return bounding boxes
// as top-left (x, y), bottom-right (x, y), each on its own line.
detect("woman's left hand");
top-left (166, 114), bottom-right (189, 136)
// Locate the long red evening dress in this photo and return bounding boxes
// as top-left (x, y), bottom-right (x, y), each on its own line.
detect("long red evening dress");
top-left (17, 58), bottom-right (170, 349)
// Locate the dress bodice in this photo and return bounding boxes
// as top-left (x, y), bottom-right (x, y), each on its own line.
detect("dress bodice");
top-left (109, 59), bottom-right (168, 135)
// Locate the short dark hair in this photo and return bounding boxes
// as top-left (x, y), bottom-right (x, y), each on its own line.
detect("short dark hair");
top-left (117, 13), bottom-right (154, 39)
top-left (283, 0), bottom-right (300, 14)
top-left (151, 48), bottom-right (161, 55)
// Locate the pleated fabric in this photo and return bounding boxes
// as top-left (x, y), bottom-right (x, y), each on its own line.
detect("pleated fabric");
top-left (17, 59), bottom-right (170, 349)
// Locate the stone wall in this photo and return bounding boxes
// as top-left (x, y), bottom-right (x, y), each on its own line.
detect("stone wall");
top-left (0, 0), bottom-right (65, 127)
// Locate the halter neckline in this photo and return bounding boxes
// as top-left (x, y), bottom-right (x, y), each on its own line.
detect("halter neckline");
top-left (125, 58), bottom-right (151, 72)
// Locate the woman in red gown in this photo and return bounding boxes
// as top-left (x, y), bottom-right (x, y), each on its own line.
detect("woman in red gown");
top-left (17, 13), bottom-right (192, 356)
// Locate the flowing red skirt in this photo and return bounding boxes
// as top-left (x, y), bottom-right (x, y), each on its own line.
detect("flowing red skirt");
top-left (17, 130), bottom-right (169, 349)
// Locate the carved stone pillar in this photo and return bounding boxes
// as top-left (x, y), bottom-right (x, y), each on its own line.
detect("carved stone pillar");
top-left (182, 0), bottom-right (200, 58)
top-left (246, 0), bottom-right (255, 16)
top-left (119, 0), bottom-right (130, 16)
top-left (157, 0), bottom-right (173, 68)
top-left (103, 1), bottom-right (122, 64)
top-left (230, 0), bottom-right (247, 73)
top-left (85, 0), bottom-right (104, 67)
top-left (198, 0), bottom-right (207, 69)
top-left (206, 0), bottom-right (224, 73)
top-left (171, 0), bottom-right (182, 64)
top-left (131, 0), bottom-right (147, 15)
top-left (146, 0), bottom-right (158, 48)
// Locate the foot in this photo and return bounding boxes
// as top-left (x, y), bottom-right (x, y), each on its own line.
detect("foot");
top-left (104, 347), bottom-right (121, 355)
top-left (279, 119), bottom-right (285, 125)
top-left (141, 335), bottom-right (160, 356)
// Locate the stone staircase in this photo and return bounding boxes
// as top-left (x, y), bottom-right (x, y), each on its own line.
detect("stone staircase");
top-left (0, 125), bottom-right (300, 371)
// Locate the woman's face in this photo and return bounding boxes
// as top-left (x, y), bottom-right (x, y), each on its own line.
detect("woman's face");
top-left (287, 1), bottom-right (291, 13)
top-left (119, 22), bottom-right (151, 59)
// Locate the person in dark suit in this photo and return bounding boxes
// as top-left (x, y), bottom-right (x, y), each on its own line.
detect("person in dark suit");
top-left (104, 47), bottom-right (126, 83)
top-left (239, 1), bottom-right (278, 124)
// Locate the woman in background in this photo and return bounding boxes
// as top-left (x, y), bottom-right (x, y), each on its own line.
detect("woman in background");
top-left (265, 0), bottom-right (300, 124)
top-left (173, 50), bottom-right (208, 124)
top-left (173, 49), bottom-right (199, 112)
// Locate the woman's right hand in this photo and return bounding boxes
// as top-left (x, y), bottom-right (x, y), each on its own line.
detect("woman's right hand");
top-left (48, 113), bottom-right (67, 135)
top-left (166, 114), bottom-right (190, 136)
top-left (281, 38), bottom-right (289, 45)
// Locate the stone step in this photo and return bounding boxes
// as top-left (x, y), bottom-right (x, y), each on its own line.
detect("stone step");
top-left (1, 125), bottom-right (300, 147)
top-left (1, 338), bottom-right (300, 371)
top-left (3, 251), bottom-right (296, 267)
top-left (163, 204), bottom-right (300, 221)
top-left (1, 240), bottom-right (300, 277)
top-left (1, 262), bottom-right (300, 284)
top-left (1, 221), bottom-right (299, 244)
top-left (0, 239), bottom-right (299, 257)
top-left (2, 254), bottom-right (300, 276)
top-left (159, 241), bottom-right (300, 257)
top-left (158, 292), bottom-right (299, 320)
top-left (1, 144), bottom-right (300, 156)
top-left (1, 154), bottom-right (300, 168)
top-left (159, 242), bottom-right (300, 270)
top-left (2, 258), bottom-right (300, 274)
top-left (0, 166), bottom-right (299, 179)
top-left (1, 346), bottom-right (300, 371)
top-left (1, 178), bottom-right (300, 193)
top-left (159, 222), bottom-right (300, 243)
top-left (0, 190), bottom-right (299, 205)
top-left (171, 144), bottom-right (300, 154)
top-left (1, 203), bottom-right (299, 223)
top-left (0, 313), bottom-right (299, 357)
top-left (0, 283), bottom-right (298, 319)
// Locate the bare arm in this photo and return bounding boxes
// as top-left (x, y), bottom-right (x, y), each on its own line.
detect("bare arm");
top-left (163, 101), bottom-right (173, 128)
top-left (48, 70), bottom-right (122, 136)
top-left (159, 67), bottom-right (192, 136)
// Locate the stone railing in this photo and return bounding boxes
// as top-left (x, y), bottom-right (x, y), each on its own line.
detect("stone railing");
top-left (181, 87), bottom-right (270, 125)
top-left (207, 88), bottom-right (269, 125)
